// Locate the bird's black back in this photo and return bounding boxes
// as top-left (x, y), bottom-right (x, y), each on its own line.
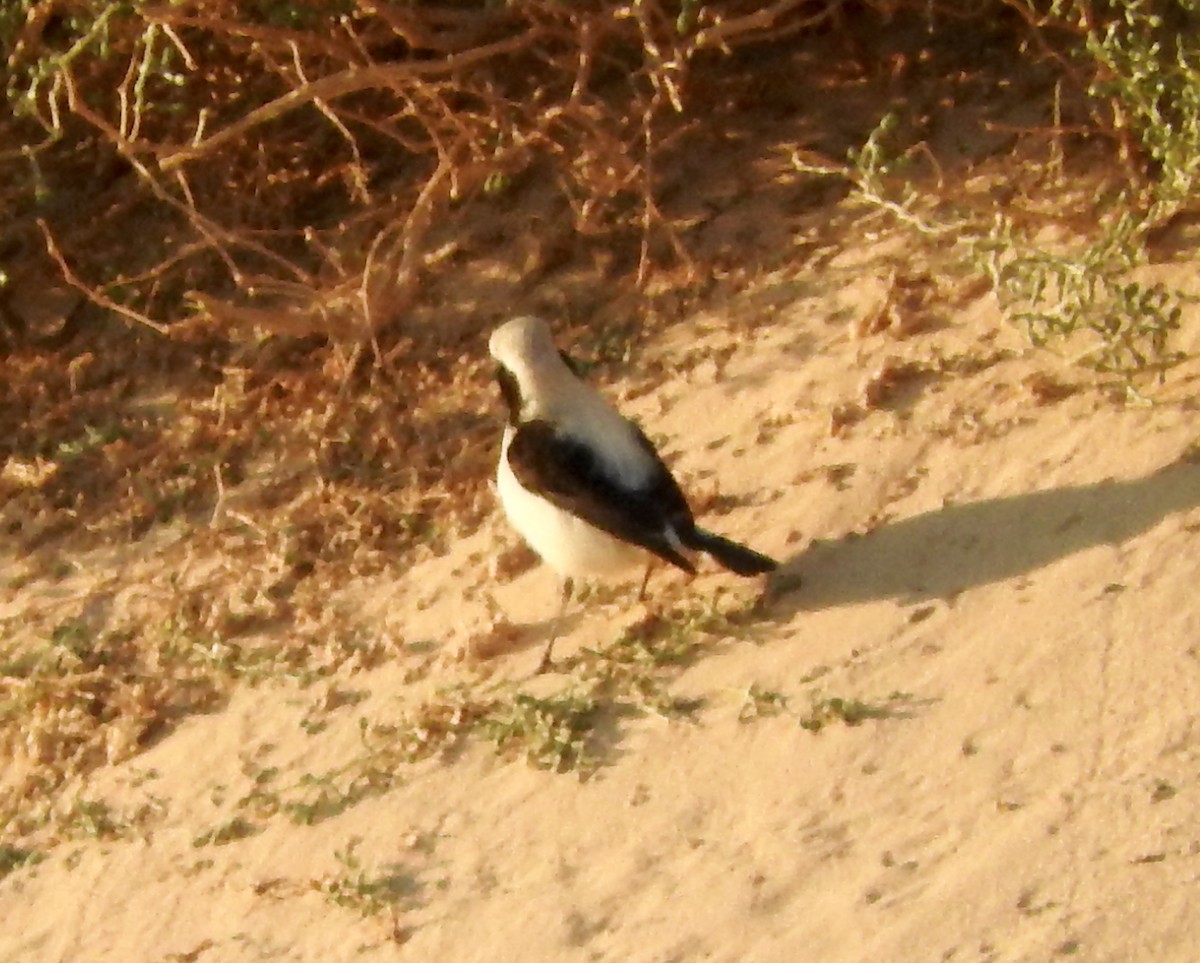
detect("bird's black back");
top-left (506, 418), bottom-right (698, 573)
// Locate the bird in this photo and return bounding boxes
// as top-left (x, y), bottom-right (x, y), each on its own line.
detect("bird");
top-left (488, 315), bottom-right (777, 671)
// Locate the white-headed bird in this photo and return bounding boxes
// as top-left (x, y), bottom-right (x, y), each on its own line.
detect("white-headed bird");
top-left (489, 316), bottom-right (776, 670)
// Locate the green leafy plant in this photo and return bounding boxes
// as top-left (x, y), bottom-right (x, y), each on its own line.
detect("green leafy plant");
top-left (191, 815), bottom-right (261, 848)
top-left (737, 683), bottom-right (788, 722)
top-left (0, 843), bottom-right (44, 879)
top-left (282, 766), bottom-right (398, 827)
top-left (798, 692), bottom-right (917, 733)
top-left (794, 106), bottom-right (1192, 381)
top-left (973, 210), bottom-right (1186, 376)
top-left (480, 691), bottom-right (600, 773)
top-left (60, 797), bottom-right (131, 841)
top-left (317, 837), bottom-right (420, 919)
top-left (1073, 0), bottom-right (1200, 217)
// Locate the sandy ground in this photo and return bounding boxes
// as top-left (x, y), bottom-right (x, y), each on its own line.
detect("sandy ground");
top-left (4, 210), bottom-right (1200, 962)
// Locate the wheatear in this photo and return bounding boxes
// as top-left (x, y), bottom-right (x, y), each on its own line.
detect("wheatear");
top-left (489, 316), bottom-right (777, 671)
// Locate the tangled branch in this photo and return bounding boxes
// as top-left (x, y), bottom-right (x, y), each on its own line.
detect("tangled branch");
top-left (0, 0), bottom-right (1026, 345)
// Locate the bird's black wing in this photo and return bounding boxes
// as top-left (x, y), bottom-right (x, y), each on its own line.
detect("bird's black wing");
top-left (630, 424), bottom-right (777, 575)
top-left (506, 419), bottom-right (697, 573)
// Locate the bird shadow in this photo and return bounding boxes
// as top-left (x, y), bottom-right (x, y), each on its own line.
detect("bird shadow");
top-left (767, 457), bottom-right (1200, 614)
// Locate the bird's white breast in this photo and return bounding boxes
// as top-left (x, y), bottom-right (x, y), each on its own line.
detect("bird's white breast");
top-left (496, 427), bottom-right (644, 579)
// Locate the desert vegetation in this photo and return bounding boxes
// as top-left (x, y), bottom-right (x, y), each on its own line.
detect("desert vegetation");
top-left (2, 3), bottom-right (1200, 946)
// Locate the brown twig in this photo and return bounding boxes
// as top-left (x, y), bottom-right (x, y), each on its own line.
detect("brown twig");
top-left (159, 29), bottom-right (544, 170)
top-left (692, 0), bottom-right (838, 51)
top-left (37, 219), bottom-right (171, 336)
top-left (13, 0), bottom-right (902, 337)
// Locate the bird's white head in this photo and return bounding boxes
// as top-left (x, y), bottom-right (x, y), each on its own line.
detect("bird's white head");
top-left (489, 316), bottom-right (583, 424)
top-left (488, 316), bottom-right (560, 373)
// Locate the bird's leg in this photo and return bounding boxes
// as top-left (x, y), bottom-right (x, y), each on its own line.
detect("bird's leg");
top-left (537, 576), bottom-right (574, 673)
top-left (637, 560), bottom-right (655, 602)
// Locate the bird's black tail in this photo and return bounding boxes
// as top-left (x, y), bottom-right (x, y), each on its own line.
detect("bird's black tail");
top-left (685, 527), bottom-right (777, 576)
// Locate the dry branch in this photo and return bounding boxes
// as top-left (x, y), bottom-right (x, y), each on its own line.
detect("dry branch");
top-left (5, 0), bottom-right (873, 340)
top-left (692, 0), bottom-right (841, 49)
top-left (37, 219), bottom-right (170, 336)
top-left (158, 29), bottom-right (544, 171)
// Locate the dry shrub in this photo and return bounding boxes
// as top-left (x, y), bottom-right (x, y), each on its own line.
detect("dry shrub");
top-left (2, 0), bottom-right (1192, 345)
top-left (3, 0), bottom-right (854, 340)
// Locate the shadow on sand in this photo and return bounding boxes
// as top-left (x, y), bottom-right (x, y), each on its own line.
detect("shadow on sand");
top-left (769, 458), bottom-right (1200, 613)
